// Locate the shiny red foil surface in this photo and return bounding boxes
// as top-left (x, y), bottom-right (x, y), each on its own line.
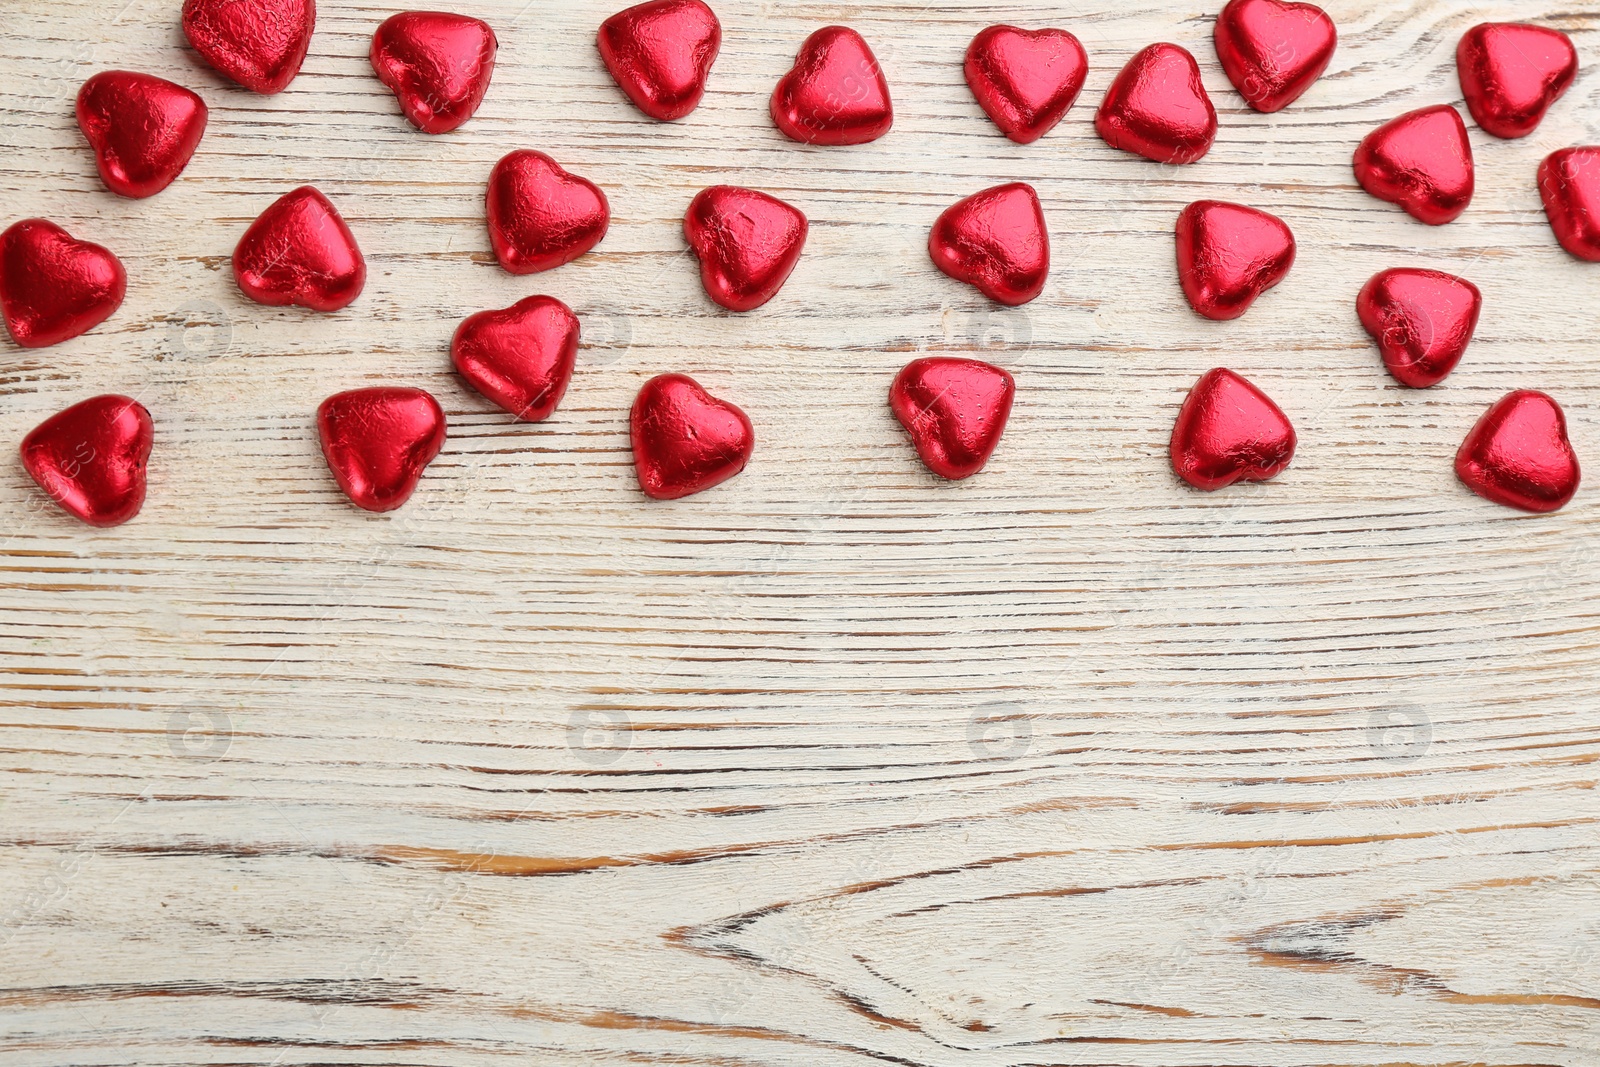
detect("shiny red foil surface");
top-left (684, 185), bottom-right (808, 312)
top-left (964, 25), bottom-right (1087, 144)
top-left (182, 0), bottom-right (315, 95)
top-left (1170, 368), bottom-right (1296, 491)
top-left (890, 357), bottom-right (1016, 481)
top-left (771, 26), bottom-right (892, 146)
top-left (486, 150), bottom-right (610, 275)
top-left (233, 186), bottom-right (365, 312)
top-left (21, 395), bottom-right (153, 527)
top-left (1175, 200), bottom-right (1295, 321)
top-left (598, 0), bottom-right (721, 121)
top-left (0, 219), bottom-right (126, 349)
top-left (1538, 147), bottom-right (1600, 261)
top-left (1353, 105), bottom-right (1474, 225)
top-left (1456, 390), bottom-right (1580, 513)
top-left (630, 373), bottom-right (753, 500)
top-left (929, 182), bottom-right (1049, 307)
top-left (452, 295), bottom-right (580, 422)
top-left (317, 387), bottom-right (447, 513)
top-left (1096, 43), bottom-right (1217, 164)
top-left (371, 11), bottom-right (498, 134)
top-left (1458, 23), bottom-right (1576, 139)
top-left (1213, 0), bottom-right (1336, 113)
top-left (1357, 268), bottom-right (1481, 388)
top-left (76, 71), bottom-right (208, 198)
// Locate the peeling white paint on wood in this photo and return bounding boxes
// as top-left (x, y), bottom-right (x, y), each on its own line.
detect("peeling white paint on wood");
top-left (2, 1), bottom-right (1598, 1065)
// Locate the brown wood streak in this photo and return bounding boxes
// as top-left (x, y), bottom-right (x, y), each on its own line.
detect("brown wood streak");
top-left (1247, 929), bottom-right (1600, 1011)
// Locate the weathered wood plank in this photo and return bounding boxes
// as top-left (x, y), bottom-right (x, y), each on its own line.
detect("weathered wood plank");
top-left (2, 1), bottom-right (1597, 1064)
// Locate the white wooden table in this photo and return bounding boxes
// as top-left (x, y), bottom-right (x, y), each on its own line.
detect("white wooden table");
top-left (3, 1), bottom-right (1598, 1064)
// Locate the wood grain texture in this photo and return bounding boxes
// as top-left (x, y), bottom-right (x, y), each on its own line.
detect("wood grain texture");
top-left (2, 1), bottom-right (1599, 1064)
